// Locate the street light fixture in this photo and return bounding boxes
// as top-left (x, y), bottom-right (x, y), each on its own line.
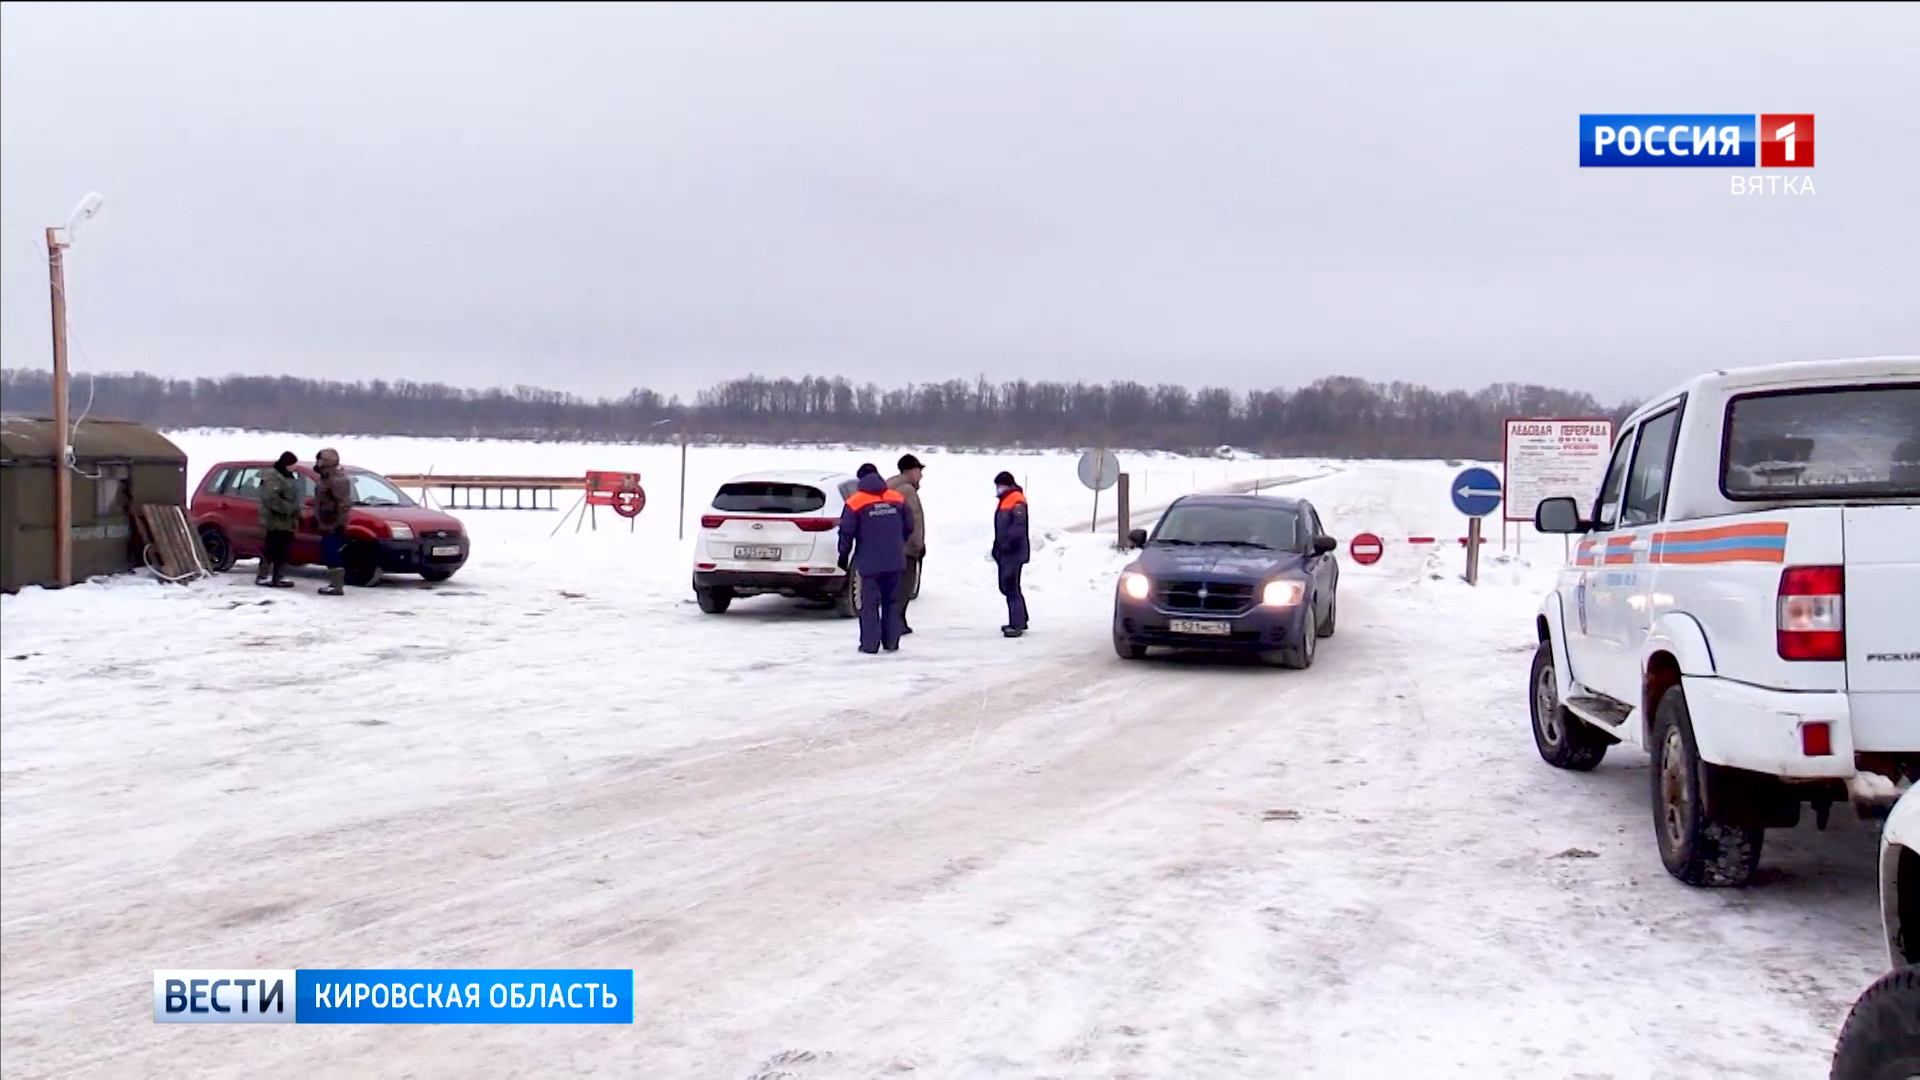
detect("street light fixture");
top-left (47, 191), bottom-right (105, 588)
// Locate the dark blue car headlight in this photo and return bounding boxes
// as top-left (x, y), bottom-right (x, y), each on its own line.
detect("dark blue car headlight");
top-left (1120, 572), bottom-right (1152, 601)
top-left (1260, 579), bottom-right (1306, 606)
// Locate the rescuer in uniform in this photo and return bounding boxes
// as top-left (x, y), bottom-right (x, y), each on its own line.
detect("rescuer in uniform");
top-left (837, 463), bottom-right (915, 654)
top-left (991, 471), bottom-right (1030, 637)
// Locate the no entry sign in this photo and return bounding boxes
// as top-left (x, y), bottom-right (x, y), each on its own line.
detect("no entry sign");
top-left (1349, 532), bottom-right (1384, 566)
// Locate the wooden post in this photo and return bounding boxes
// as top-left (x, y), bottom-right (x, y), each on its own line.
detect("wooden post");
top-left (1115, 473), bottom-right (1131, 549)
top-left (1465, 516), bottom-right (1483, 585)
top-left (47, 227), bottom-right (72, 588)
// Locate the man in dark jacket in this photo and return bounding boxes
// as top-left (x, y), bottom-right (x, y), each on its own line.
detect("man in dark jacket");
top-left (886, 453), bottom-right (927, 634)
top-left (991, 471), bottom-right (1030, 637)
top-left (313, 447), bottom-right (354, 596)
top-left (255, 451), bottom-right (300, 588)
top-left (837, 463), bottom-right (914, 654)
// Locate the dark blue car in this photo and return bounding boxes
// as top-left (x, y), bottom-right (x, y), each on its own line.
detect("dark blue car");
top-left (1112, 493), bottom-right (1340, 668)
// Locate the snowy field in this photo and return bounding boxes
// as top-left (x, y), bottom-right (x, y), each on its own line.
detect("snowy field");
top-left (0, 435), bottom-right (1889, 1079)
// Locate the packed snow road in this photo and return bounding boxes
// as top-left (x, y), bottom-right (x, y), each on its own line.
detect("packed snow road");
top-left (0, 453), bottom-right (1889, 1078)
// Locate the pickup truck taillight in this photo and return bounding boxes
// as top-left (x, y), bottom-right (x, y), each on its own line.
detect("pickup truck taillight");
top-left (1777, 565), bottom-right (1845, 661)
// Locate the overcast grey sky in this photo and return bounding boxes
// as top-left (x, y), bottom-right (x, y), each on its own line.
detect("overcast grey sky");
top-left (3, 1), bottom-right (1916, 404)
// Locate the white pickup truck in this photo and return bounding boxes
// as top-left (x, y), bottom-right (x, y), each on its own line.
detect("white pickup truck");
top-left (1530, 357), bottom-right (1919, 888)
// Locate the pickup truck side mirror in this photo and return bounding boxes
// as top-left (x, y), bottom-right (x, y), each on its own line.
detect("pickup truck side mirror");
top-left (1127, 528), bottom-right (1148, 549)
top-left (1313, 535), bottom-right (1338, 555)
top-left (1534, 496), bottom-right (1589, 534)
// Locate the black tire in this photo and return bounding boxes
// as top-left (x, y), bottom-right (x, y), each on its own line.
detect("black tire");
top-left (1267, 614), bottom-right (1316, 669)
top-left (1650, 684), bottom-right (1764, 888)
top-left (1529, 640), bottom-right (1609, 771)
top-left (1114, 630), bottom-right (1148, 660)
top-left (1316, 591), bottom-right (1338, 639)
top-left (833, 574), bottom-right (860, 619)
top-left (419, 568), bottom-right (455, 583)
top-left (342, 542), bottom-right (382, 588)
top-left (199, 527), bottom-right (235, 573)
top-left (696, 586), bottom-right (732, 614)
top-left (1830, 969), bottom-right (1920, 1080)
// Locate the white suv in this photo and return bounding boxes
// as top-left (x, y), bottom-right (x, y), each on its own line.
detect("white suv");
top-left (1829, 786), bottom-right (1919, 1079)
top-left (692, 470), bottom-right (861, 617)
top-left (1530, 357), bottom-right (1919, 888)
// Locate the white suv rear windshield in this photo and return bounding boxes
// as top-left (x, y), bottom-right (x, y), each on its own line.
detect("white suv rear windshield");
top-left (1722, 383), bottom-right (1920, 500)
top-left (712, 482), bottom-right (828, 514)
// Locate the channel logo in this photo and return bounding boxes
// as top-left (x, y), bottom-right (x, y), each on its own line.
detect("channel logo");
top-left (1579, 114), bottom-right (1814, 168)
top-left (153, 968), bottom-right (635, 1024)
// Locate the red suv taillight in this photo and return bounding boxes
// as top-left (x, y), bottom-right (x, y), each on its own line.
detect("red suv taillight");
top-left (700, 515), bottom-right (836, 532)
top-left (1777, 565), bottom-right (1845, 661)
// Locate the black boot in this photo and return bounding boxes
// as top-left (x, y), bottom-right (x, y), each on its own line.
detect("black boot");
top-left (268, 561), bottom-right (294, 588)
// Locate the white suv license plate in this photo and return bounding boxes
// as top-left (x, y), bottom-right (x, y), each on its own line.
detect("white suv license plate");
top-left (1168, 618), bottom-right (1232, 636)
top-left (733, 545), bottom-right (783, 561)
top-left (430, 545), bottom-right (461, 557)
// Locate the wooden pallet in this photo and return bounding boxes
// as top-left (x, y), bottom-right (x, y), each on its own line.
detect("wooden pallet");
top-left (135, 504), bottom-right (211, 583)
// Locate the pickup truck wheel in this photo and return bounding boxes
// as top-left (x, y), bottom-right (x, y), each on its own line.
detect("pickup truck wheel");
top-left (1650, 684), bottom-right (1764, 888)
top-left (1530, 641), bottom-right (1608, 771)
top-left (1829, 969), bottom-right (1920, 1080)
top-left (696, 586), bottom-right (732, 614)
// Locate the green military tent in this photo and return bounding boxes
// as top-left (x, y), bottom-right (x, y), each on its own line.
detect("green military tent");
top-left (0, 416), bottom-right (188, 592)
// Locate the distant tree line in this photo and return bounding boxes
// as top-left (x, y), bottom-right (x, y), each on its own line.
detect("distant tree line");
top-left (0, 368), bottom-right (1635, 459)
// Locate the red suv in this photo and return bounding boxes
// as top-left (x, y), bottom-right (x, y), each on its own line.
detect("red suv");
top-left (190, 460), bottom-right (470, 586)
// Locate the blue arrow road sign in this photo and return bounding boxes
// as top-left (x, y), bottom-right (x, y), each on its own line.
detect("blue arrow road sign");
top-left (1451, 467), bottom-right (1503, 517)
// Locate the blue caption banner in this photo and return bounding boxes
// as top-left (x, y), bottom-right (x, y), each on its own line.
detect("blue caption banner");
top-left (296, 969), bottom-right (634, 1024)
top-left (1578, 114), bottom-right (1755, 167)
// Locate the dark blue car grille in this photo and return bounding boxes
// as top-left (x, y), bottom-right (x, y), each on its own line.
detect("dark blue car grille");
top-left (1156, 580), bottom-right (1256, 613)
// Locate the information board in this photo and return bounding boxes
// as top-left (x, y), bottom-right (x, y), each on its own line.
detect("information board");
top-left (1502, 418), bottom-right (1616, 523)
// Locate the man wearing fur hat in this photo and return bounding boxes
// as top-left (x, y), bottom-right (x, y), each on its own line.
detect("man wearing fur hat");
top-left (313, 447), bottom-right (354, 596)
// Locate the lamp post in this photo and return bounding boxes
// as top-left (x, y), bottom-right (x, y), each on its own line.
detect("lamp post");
top-left (44, 192), bottom-right (105, 588)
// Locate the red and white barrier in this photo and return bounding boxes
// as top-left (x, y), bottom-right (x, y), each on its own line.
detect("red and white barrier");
top-left (1343, 531), bottom-right (1488, 564)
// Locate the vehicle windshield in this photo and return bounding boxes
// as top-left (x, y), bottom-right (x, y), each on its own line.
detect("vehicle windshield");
top-left (712, 482), bottom-right (828, 514)
top-left (1723, 383), bottom-right (1920, 500)
top-left (348, 470), bottom-right (416, 507)
top-left (1151, 504), bottom-right (1302, 549)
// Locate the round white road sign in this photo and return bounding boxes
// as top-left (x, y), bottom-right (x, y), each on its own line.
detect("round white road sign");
top-left (1077, 449), bottom-right (1121, 491)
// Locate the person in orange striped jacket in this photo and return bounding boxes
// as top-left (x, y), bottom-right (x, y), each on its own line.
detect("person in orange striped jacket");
top-left (837, 463), bottom-right (915, 654)
top-left (991, 471), bottom-right (1030, 638)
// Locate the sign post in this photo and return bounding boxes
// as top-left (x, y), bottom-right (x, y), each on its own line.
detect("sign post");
top-left (1450, 466), bottom-right (1502, 586)
top-left (1077, 448), bottom-right (1121, 530)
top-left (1503, 417), bottom-right (1615, 557)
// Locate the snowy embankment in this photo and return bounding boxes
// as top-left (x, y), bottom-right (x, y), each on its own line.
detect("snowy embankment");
top-left (0, 438), bottom-right (1887, 1079)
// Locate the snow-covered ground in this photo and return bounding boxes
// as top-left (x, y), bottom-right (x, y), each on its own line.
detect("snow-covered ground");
top-left (0, 437), bottom-right (1887, 1079)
